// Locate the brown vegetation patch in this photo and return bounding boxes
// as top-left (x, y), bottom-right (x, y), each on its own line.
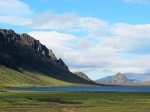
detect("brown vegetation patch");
top-left (37, 98), bottom-right (83, 104)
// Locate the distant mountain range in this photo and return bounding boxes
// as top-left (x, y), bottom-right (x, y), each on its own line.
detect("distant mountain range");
top-left (0, 29), bottom-right (95, 88)
top-left (96, 73), bottom-right (150, 83)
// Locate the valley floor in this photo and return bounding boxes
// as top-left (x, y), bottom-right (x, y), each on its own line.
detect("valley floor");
top-left (0, 91), bottom-right (150, 112)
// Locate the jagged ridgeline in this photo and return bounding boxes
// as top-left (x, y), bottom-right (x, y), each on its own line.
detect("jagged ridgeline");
top-left (0, 29), bottom-right (95, 86)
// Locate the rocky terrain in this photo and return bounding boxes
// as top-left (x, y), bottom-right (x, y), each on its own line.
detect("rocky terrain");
top-left (0, 29), bottom-right (68, 70)
top-left (74, 72), bottom-right (92, 81)
top-left (109, 73), bottom-right (130, 84)
top-left (0, 29), bottom-right (95, 85)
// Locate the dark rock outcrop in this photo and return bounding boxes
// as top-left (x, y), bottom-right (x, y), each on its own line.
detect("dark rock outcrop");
top-left (0, 29), bottom-right (68, 70)
top-left (74, 72), bottom-right (92, 81)
top-left (0, 29), bottom-right (96, 85)
top-left (109, 72), bottom-right (130, 84)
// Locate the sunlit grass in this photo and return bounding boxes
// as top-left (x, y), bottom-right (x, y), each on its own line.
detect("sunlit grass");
top-left (0, 91), bottom-right (150, 112)
top-left (0, 66), bottom-right (73, 88)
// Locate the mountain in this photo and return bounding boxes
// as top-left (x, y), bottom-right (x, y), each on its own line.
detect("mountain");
top-left (96, 73), bottom-right (150, 83)
top-left (109, 73), bottom-right (130, 84)
top-left (74, 72), bottom-right (92, 81)
top-left (123, 73), bottom-right (150, 83)
top-left (95, 76), bottom-right (112, 82)
top-left (0, 29), bottom-right (96, 87)
top-left (0, 29), bottom-right (68, 70)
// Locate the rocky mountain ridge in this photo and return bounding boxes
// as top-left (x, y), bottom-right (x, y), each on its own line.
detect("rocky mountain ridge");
top-left (0, 29), bottom-right (95, 85)
top-left (0, 29), bottom-right (68, 70)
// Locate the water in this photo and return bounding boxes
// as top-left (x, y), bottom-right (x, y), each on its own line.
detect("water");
top-left (8, 86), bottom-right (150, 92)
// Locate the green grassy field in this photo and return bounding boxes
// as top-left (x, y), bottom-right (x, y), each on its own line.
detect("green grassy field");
top-left (0, 66), bottom-right (74, 88)
top-left (0, 91), bottom-right (150, 112)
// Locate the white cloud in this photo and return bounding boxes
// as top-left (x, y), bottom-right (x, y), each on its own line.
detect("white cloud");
top-left (0, 16), bottom-right (30, 26)
top-left (109, 23), bottom-right (150, 54)
top-left (78, 17), bottom-right (108, 33)
top-left (0, 8), bottom-right (108, 34)
top-left (0, 0), bottom-right (33, 16)
top-left (26, 11), bottom-right (79, 30)
top-left (76, 38), bottom-right (94, 49)
top-left (25, 11), bottom-right (108, 34)
top-left (111, 23), bottom-right (150, 38)
top-left (28, 31), bottom-right (77, 52)
top-left (123, 0), bottom-right (150, 4)
top-left (0, 0), bottom-right (32, 25)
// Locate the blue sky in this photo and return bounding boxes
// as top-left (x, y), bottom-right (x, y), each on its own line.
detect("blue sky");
top-left (1, 0), bottom-right (150, 80)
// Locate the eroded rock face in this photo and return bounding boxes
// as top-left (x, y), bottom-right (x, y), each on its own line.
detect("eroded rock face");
top-left (48, 49), bottom-right (57, 61)
top-left (0, 29), bottom-right (69, 71)
top-left (74, 72), bottom-right (92, 81)
top-left (109, 72), bottom-right (130, 84)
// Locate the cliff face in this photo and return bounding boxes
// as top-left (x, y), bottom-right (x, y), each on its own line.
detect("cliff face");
top-left (0, 29), bottom-right (95, 85)
top-left (0, 29), bottom-right (68, 70)
top-left (109, 73), bottom-right (130, 84)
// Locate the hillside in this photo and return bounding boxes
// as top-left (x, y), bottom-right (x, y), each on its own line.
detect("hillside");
top-left (0, 66), bottom-right (73, 88)
top-left (0, 29), bottom-right (96, 87)
top-left (74, 72), bottom-right (92, 81)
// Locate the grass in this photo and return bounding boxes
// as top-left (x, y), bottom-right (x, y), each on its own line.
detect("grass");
top-left (0, 91), bottom-right (150, 112)
top-left (0, 66), bottom-right (73, 88)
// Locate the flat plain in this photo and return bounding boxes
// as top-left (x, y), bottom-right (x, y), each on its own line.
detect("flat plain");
top-left (0, 90), bottom-right (150, 112)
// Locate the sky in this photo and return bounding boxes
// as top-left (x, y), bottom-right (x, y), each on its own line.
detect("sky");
top-left (1, 0), bottom-right (150, 80)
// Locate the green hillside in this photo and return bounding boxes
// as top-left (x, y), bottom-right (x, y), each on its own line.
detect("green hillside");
top-left (0, 66), bottom-right (73, 88)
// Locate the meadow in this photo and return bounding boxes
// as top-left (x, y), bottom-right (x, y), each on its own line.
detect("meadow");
top-left (0, 90), bottom-right (150, 112)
